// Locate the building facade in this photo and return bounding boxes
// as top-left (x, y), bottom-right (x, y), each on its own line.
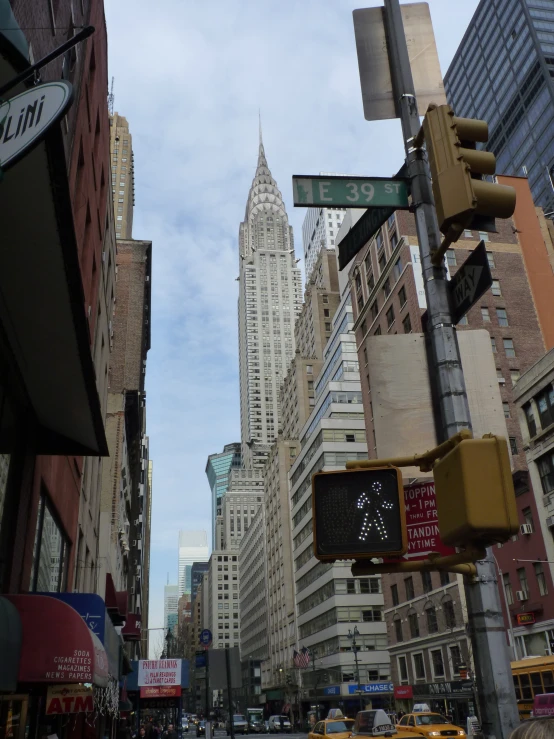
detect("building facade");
top-left (239, 505), bottom-right (268, 663)
top-left (164, 583), bottom-right (179, 633)
top-left (302, 204), bottom-right (346, 283)
top-left (206, 443), bottom-right (242, 547)
top-left (178, 530), bottom-right (209, 596)
top-left (109, 113), bottom-right (135, 239)
top-left (206, 550), bottom-right (240, 650)
top-left (237, 135), bottom-right (303, 469)
top-left (445, 0), bottom-right (554, 213)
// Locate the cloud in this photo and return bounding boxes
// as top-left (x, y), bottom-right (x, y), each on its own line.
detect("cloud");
top-left (104, 0), bottom-right (480, 646)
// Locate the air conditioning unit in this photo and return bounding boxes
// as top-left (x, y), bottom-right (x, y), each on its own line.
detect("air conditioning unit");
top-left (520, 523), bottom-right (533, 535)
top-left (546, 515), bottom-right (554, 528)
top-left (516, 590), bottom-right (527, 602)
top-left (132, 540), bottom-right (137, 547)
top-left (131, 586), bottom-right (135, 594)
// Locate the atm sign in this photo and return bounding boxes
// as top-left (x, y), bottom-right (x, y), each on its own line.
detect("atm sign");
top-left (517, 613), bottom-right (536, 625)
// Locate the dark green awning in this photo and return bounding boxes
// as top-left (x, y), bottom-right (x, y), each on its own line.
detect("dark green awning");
top-left (0, 596), bottom-right (22, 691)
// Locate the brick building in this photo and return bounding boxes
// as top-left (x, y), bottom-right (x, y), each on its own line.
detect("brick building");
top-left (344, 176), bottom-right (554, 714)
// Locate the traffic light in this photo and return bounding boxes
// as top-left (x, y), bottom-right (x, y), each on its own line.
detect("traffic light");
top-left (433, 435), bottom-right (519, 547)
top-left (312, 467), bottom-right (407, 561)
top-left (422, 104), bottom-right (516, 240)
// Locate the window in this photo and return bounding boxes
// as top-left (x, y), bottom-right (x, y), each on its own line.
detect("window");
top-left (450, 645), bottom-right (462, 675)
top-left (525, 403), bottom-right (537, 438)
top-left (440, 571), bottom-right (450, 587)
top-left (538, 451), bottom-right (554, 494)
top-left (504, 338), bottom-right (515, 357)
top-left (497, 308), bottom-right (508, 326)
top-left (394, 617), bottom-right (403, 642)
top-left (379, 252), bottom-right (386, 271)
top-left (518, 567), bottom-right (529, 597)
top-left (522, 507), bottom-right (535, 532)
top-left (402, 314), bottom-right (412, 333)
top-left (413, 653), bottom-right (426, 680)
top-left (374, 326), bottom-right (382, 335)
top-left (386, 306), bottom-right (395, 329)
top-left (409, 612), bottom-right (420, 638)
top-left (503, 402), bottom-right (511, 419)
top-left (443, 600), bottom-right (456, 628)
top-left (487, 251), bottom-right (495, 269)
top-left (421, 571), bottom-right (433, 593)
top-left (503, 573), bottom-right (514, 605)
top-left (355, 272), bottom-right (362, 292)
top-left (463, 229), bottom-right (472, 238)
top-left (481, 307), bottom-right (490, 322)
top-left (510, 369), bottom-right (520, 384)
top-left (536, 386), bottom-right (554, 428)
top-left (325, 322), bottom-right (332, 332)
top-left (383, 278), bottom-right (391, 297)
top-left (367, 271), bottom-right (375, 290)
top-left (391, 583), bottom-right (399, 606)
top-left (347, 579), bottom-right (356, 594)
top-left (446, 249), bottom-right (457, 266)
top-left (370, 302), bottom-right (378, 321)
top-left (510, 437), bottom-right (518, 455)
top-left (497, 368), bottom-right (505, 384)
top-left (398, 655), bottom-right (409, 683)
top-left (405, 576), bottom-right (415, 600)
top-left (534, 562), bottom-right (548, 596)
top-left (306, 365), bottom-right (313, 374)
top-left (458, 315), bottom-right (468, 325)
top-left (431, 649), bottom-right (445, 677)
top-left (426, 606), bottom-right (438, 633)
top-left (398, 286), bottom-right (407, 307)
top-left (492, 280), bottom-right (502, 296)
top-left (479, 231), bottom-right (490, 242)
top-left (31, 493), bottom-right (69, 592)
top-left (491, 337), bottom-right (497, 353)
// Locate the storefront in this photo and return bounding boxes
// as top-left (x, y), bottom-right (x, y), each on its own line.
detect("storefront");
top-left (303, 682), bottom-right (395, 721)
top-left (393, 681), bottom-right (476, 728)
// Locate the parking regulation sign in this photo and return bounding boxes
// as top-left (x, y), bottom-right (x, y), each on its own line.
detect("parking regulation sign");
top-left (199, 629), bottom-right (212, 647)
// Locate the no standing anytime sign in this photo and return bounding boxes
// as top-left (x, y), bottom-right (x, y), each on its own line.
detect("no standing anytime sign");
top-left (385, 481), bottom-right (454, 562)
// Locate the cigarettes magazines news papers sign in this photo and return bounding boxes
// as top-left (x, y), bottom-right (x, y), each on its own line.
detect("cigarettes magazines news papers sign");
top-left (384, 481), bottom-right (455, 562)
top-left (138, 659), bottom-right (182, 687)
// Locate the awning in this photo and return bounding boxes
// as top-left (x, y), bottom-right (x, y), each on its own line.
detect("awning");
top-left (122, 612), bottom-right (141, 641)
top-left (105, 573), bottom-right (127, 626)
top-left (0, 596), bottom-right (22, 691)
top-left (0, 12), bottom-right (108, 456)
top-left (5, 594), bottom-right (109, 687)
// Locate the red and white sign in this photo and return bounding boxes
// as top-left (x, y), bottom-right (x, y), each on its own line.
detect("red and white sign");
top-left (140, 686), bottom-right (182, 698)
top-left (138, 659), bottom-right (182, 687)
top-left (46, 684), bottom-right (94, 715)
top-left (394, 685), bottom-right (413, 699)
top-left (517, 612), bottom-right (536, 626)
top-left (385, 482), bottom-right (455, 562)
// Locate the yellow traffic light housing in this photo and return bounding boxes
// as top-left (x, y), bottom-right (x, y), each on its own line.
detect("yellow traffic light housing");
top-left (312, 467), bottom-right (407, 561)
top-left (433, 435), bottom-right (519, 547)
top-left (422, 104), bottom-right (516, 242)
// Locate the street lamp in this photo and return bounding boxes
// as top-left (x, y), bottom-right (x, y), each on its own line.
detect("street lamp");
top-left (347, 627), bottom-right (363, 711)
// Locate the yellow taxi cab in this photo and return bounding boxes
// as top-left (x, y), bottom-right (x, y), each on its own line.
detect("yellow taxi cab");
top-left (308, 717), bottom-right (355, 739)
top-left (396, 713), bottom-right (466, 738)
top-left (350, 710), bottom-right (413, 738)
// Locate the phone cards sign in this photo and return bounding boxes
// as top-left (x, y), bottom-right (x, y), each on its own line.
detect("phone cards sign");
top-left (138, 659), bottom-right (182, 687)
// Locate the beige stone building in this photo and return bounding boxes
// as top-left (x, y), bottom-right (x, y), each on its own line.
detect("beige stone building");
top-left (110, 113), bottom-right (134, 240)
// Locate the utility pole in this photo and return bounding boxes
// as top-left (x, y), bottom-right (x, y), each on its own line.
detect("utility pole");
top-left (382, 1), bottom-right (520, 736)
top-left (348, 627), bottom-right (363, 711)
top-left (225, 648), bottom-right (235, 739)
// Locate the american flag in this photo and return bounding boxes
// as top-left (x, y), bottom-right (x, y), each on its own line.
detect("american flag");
top-left (293, 647), bottom-right (311, 668)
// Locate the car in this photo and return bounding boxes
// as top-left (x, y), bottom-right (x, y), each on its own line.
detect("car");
top-left (268, 716), bottom-right (292, 734)
top-left (350, 710), bottom-right (413, 739)
top-left (227, 715), bottom-right (249, 735)
top-left (197, 723), bottom-right (206, 737)
top-left (182, 721), bottom-right (190, 733)
top-left (396, 713), bottom-right (466, 738)
top-left (308, 717), bottom-right (355, 739)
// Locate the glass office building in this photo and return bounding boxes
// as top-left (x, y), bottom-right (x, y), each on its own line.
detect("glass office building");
top-left (205, 443), bottom-right (242, 547)
top-left (445, 0), bottom-right (554, 213)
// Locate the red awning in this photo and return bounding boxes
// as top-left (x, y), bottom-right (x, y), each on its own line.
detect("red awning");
top-left (5, 594), bottom-right (109, 686)
top-left (122, 612), bottom-right (141, 641)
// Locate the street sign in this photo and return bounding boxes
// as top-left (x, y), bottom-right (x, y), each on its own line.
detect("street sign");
top-left (384, 481), bottom-right (455, 563)
top-left (338, 205), bottom-right (395, 270)
top-left (292, 175), bottom-right (409, 209)
top-left (199, 629), bottom-right (212, 647)
top-left (448, 240), bottom-right (492, 325)
top-left (0, 81), bottom-right (73, 171)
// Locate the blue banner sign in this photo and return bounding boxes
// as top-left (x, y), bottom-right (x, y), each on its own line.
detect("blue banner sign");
top-left (348, 683), bottom-right (394, 694)
top-left (323, 686), bottom-right (340, 696)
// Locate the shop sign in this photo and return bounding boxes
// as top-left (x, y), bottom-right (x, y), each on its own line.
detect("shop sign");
top-left (138, 659), bottom-right (182, 687)
top-left (348, 682), bottom-right (394, 694)
top-left (394, 686), bottom-right (413, 699)
top-left (517, 613), bottom-right (536, 626)
top-left (140, 686), bottom-right (182, 698)
top-left (0, 81), bottom-right (73, 171)
top-left (323, 686), bottom-right (340, 696)
top-left (412, 681), bottom-right (473, 697)
top-left (46, 684), bottom-right (93, 715)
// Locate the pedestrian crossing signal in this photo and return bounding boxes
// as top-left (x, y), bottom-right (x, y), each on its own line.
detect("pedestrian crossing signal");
top-left (312, 467), bottom-right (407, 561)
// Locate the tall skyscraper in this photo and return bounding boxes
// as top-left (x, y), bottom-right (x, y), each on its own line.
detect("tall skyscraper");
top-left (445, 0), bottom-right (554, 212)
top-left (238, 132), bottom-right (303, 469)
top-left (178, 530), bottom-right (209, 596)
top-left (205, 442), bottom-right (242, 547)
top-left (164, 583), bottom-right (179, 633)
top-left (110, 113), bottom-right (135, 239)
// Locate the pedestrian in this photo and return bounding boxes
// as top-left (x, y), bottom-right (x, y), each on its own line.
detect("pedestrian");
top-left (510, 719), bottom-right (554, 738)
top-left (139, 728), bottom-right (147, 739)
top-left (165, 724), bottom-right (178, 739)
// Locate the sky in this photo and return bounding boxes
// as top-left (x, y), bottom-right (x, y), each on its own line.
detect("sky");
top-left (103, 0), bottom-right (481, 644)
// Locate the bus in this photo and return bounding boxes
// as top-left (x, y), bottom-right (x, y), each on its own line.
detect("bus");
top-left (511, 655), bottom-right (554, 719)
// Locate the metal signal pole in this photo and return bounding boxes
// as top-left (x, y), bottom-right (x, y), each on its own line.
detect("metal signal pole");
top-left (382, 1), bottom-right (520, 736)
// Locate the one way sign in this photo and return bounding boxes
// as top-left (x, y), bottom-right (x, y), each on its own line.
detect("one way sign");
top-left (448, 240), bottom-right (493, 325)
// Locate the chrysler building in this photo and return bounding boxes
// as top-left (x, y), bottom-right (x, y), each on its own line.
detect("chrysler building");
top-left (238, 133), bottom-right (303, 469)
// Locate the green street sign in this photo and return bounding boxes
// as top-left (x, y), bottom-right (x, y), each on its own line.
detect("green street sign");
top-left (292, 175), bottom-right (409, 209)
top-left (338, 206), bottom-right (395, 270)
